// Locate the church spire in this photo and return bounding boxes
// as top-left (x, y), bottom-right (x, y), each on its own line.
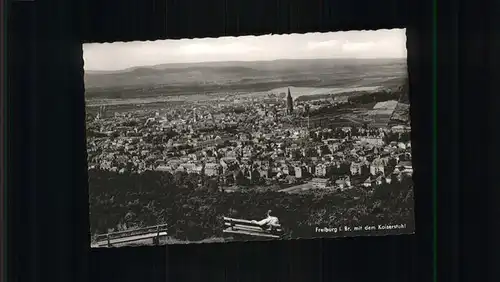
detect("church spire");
top-left (286, 87), bottom-right (293, 115)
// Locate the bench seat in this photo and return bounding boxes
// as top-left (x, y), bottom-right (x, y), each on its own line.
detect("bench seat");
top-left (95, 231), bottom-right (168, 247)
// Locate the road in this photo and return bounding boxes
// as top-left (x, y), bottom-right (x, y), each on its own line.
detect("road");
top-left (278, 182), bottom-right (314, 193)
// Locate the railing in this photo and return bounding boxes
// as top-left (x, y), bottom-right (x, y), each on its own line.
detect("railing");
top-left (93, 224), bottom-right (168, 247)
top-left (223, 217), bottom-right (283, 239)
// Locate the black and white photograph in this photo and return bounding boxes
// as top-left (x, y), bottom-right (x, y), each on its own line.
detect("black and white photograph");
top-left (85, 28), bottom-right (414, 248)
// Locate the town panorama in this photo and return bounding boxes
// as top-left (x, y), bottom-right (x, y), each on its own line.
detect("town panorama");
top-left (85, 29), bottom-right (415, 247)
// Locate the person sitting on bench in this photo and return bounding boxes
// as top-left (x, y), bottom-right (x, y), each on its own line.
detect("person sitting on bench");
top-left (252, 210), bottom-right (280, 231)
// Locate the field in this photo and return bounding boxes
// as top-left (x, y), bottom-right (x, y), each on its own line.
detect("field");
top-left (85, 58), bottom-right (407, 106)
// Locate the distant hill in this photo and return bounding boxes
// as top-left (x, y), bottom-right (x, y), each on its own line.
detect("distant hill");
top-left (84, 58), bottom-right (407, 99)
top-left (85, 65), bottom-right (273, 89)
top-left (389, 77), bottom-right (411, 124)
top-left (398, 77), bottom-right (410, 104)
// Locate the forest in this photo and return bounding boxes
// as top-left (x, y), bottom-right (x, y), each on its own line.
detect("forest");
top-left (89, 168), bottom-right (414, 242)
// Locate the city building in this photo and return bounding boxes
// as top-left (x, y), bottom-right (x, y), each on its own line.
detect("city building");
top-left (370, 158), bottom-right (386, 176)
top-left (350, 162), bottom-right (364, 175)
top-left (315, 163), bottom-right (330, 177)
top-left (205, 163), bottom-right (222, 176)
top-left (397, 161), bottom-right (413, 175)
top-left (311, 178), bottom-right (330, 189)
top-left (391, 125), bottom-right (411, 133)
top-left (359, 136), bottom-right (385, 146)
top-left (335, 176), bottom-right (352, 190)
top-left (294, 166), bottom-right (305, 178)
top-left (259, 168), bottom-right (271, 179)
top-left (363, 177), bottom-right (372, 187)
top-left (86, 86), bottom-right (413, 198)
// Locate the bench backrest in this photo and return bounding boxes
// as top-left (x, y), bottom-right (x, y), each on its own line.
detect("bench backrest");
top-left (95, 224), bottom-right (168, 242)
top-left (223, 217), bottom-right (283, 231)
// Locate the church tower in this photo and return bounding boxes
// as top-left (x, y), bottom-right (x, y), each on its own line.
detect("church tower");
top-left (286, 88), bottom-right (293, 115)
top-left (304, 103), bottom-right (311, 128)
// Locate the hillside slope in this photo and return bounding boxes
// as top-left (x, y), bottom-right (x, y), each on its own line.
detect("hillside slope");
top-left (84, 58), bottom-right (407, 100)
top-left (389, 78), bottom-right (411, 124)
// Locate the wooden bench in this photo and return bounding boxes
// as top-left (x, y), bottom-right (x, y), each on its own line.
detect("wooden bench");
top-left (223, 217), bottom-right (283, 239)
top-left (93, 224), bottom-right (168, 247)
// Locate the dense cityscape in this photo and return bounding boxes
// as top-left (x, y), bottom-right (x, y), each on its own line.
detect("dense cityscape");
top-left (85, 30), bottom-right (413, 246)
top-left (87, 88), bottom-right (412, 195)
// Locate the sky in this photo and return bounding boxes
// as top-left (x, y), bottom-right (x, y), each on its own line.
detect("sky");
top-left (83, 29), bottom-right (406, 71)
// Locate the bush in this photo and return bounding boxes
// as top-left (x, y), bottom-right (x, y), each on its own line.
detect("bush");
top-left (88, 169), bottom-right (414, 241)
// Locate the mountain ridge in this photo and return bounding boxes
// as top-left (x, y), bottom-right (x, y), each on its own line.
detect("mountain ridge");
top-left (85, 58), bottom-right (406, 74)
top-left (84, 57), bottom-right (408, 105)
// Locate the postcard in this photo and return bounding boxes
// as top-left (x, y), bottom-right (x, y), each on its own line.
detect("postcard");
top-left (85, 28), bottom-right (414, 247)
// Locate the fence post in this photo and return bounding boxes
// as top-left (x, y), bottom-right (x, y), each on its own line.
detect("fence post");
top-left (107, 234), bottom-right (111, 247)
top-left (154, 226), bottom-right (160, 245)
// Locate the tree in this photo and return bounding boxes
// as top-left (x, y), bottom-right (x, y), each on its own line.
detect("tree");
top-left (88, 168), bottom-right (415, 241)
top-left (400, 132), bottom-right (411, 143)
top-left (206, 179), bottom-right (219, 193)
top-left (206, 149), bottom-right (214, 157)
top-left (351, 127), bottom-right (360, 136)
top-left (174, 171), bottom-right (188, 187)
top-left (185, 173), bottom-right (200, 189)
top-left (291, 149), bottom-right (302, 161)
top-left (235, 170), bottom-right (246, 186)
top-left (250, 169), bottom-right (261, 185)
top-left (305, 148), bottom-right (318, 158)
top-left (320, 145), bottom-right (332, 156)
top-left (338, 163), bottom-right (350, 175)
top-left (388, 158), bottom-right (398, 167)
